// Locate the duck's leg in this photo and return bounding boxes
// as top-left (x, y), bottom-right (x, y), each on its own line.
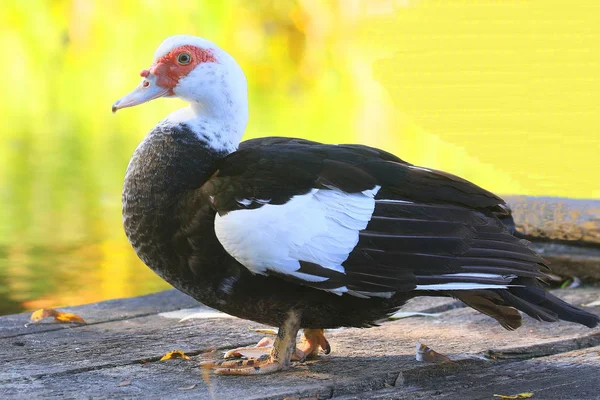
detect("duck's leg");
top-left (200, 310), bottom-right (302, 375)
top-left (223, 328), bottom-right (331, 361)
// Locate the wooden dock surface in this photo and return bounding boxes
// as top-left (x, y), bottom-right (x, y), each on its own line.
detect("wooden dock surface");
top-left (1, 288), bottom-right (599, 399)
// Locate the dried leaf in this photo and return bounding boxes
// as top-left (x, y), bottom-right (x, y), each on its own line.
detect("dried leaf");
top-left (415, 342), bottom-right (452, 363)
top-left (583, 299), bottom-right (600, 307)
top-left (544, 273), bottom-right (563, 282)
top-left (160, 350), bottom-right (191, 361)
top-left (30, 309), bottom-right (53, 322)
top-left (116, 379), bottom-right (131, 387)
top-left (30, 308), bottom-right (86, 324)
top-left (53, 312), bottom-right (86, 324)
top-left (493, 393), bottom-right (534, 399)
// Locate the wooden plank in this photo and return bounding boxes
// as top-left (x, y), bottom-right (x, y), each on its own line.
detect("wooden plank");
top-left (0, 289), bottom-right (199, 339)
top-left (0, 290), bottom-right (455, 341)
top-left (1, 289), bottom-right (598, 399)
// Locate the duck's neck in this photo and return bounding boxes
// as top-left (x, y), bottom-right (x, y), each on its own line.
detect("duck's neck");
top-left (163, 101), bottom-right (248, 154)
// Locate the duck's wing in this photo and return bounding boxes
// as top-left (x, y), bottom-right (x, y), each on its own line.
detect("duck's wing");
top-left (198, 139), bottom-right (599, 330)
top-left (200, 139), bottom-right (534, 294)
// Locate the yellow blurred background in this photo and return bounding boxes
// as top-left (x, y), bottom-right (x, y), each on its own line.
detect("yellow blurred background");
top-left (0, 0), bottom-right (598, 315)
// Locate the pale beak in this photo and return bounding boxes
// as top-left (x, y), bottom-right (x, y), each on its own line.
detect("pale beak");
top-left (112, 73), bottom-right (171, 113)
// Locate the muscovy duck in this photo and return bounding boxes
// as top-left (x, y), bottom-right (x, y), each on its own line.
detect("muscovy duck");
top-left (113, 35), bottom-right (598, 375)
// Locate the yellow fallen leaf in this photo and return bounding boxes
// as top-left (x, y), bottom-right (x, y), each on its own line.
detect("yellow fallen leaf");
top-left (160, 350), bottom-right (191, 361)
top-left (493, 393), bottom-right (534, 399)
top-left (30, 308), bottom-right (87, 324)
top-left (53, 312), bottom-right (86, 324)
top-left (415, 342), bottom-right (452, 363)
top-left (583, 300), bottom-right (600, 307)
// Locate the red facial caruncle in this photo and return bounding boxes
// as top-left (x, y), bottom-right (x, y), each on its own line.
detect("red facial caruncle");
top-left (143, 45), bottom-right (217, 94)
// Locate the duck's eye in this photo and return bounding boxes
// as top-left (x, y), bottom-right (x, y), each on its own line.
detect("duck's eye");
top-left (177, 52), bottom-right (191, 65)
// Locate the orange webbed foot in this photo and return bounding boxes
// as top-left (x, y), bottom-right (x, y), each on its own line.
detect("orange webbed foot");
top-left (201, 310), bottom-right (304, 375)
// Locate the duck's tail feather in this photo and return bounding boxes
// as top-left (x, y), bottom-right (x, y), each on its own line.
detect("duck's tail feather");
top-left (455, 290), bottom-right (523, 330)
top-left (451, 280), bottom-right (599, 330)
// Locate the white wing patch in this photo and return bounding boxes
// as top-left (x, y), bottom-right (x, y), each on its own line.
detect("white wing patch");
top-left (415, 283), bottom-right (511, 291)
top-left (214, 186), bottom-right (381, 285)
top-left (376, 199), bottom-right (413, 204)
top-left (415, 273), bottom-right (517, 291)
top-left (235, 197), bottom-right (271, 207)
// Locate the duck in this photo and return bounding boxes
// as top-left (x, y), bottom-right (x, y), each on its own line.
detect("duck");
top-left (113, 35), bottom-right (599, 375)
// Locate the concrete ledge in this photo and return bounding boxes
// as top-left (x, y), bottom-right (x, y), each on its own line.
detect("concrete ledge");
top-left (505, 196), bottom-right (600, 245)
top-left (503, 196), bottom-right (600, 281)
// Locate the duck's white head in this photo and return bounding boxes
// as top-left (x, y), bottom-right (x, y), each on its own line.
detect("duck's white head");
top-left (113, 35), bottom-right (248, 151)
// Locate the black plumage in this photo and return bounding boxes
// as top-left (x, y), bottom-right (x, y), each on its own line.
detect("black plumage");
top-left (122, 125), bottom-right (599, 331)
